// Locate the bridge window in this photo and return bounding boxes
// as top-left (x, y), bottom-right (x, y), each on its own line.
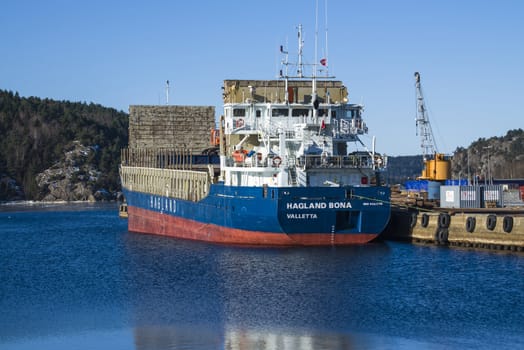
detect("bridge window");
top-left (272, 108), bottom-right (289, 117)
top-left (292, 108), bottom-right (309, 117)
top-left (233, 108), bottom-right (246, 117)
top-left (347, 109), bottom-right (361, 118)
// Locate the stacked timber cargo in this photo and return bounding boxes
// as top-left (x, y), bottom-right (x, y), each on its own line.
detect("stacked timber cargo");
top-left (389, 183), bottom-right (439, 209)
top-left (120, 105), bottom-right (217, 203)
top-left (128, 105), bottom-right (215, 151)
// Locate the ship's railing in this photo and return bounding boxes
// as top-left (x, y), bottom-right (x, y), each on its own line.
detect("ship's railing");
top-left (120, 166), bottom-right (210, 202)
top-left (121, 148), bottom-right (219, 170)
top-left (227, 153), bottom-right (382, 170)
top-left (298, 154), bottom-right (376, 169)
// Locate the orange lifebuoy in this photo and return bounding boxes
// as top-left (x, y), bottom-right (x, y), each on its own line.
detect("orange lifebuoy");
top-left (272, 156), bottom-right (282, 167)
top-left (232, 149), bottom-right (248, 162)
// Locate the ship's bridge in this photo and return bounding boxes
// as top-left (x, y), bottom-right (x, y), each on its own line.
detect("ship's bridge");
top-left (223, 103), bottom-right (367, 139)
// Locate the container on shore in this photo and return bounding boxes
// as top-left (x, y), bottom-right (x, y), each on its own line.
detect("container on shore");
top-left (440, 185), bottom-right (481, 209)
top-left (483, 185), bottom-right (504, 208)
top-left (427, 181), bottom-right (441, 200)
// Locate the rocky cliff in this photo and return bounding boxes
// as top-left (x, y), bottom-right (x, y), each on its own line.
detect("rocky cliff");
top-left (35, 142), bottom-right (113, 201)
top-left (451, 129), bottom-right (524, 181)
top-left (0, 90), bottom-right (128, 201)
top-left (386, 129), bottom-right (524, 184)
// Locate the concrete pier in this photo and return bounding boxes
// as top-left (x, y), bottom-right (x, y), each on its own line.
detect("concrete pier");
top-left (446, 213), bottom-right (524, 250)
top-left (383, 208), bottom-right (524, 252)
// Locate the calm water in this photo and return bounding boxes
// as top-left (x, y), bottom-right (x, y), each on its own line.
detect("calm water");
top-left (1, 203), bottom-right (523, 350)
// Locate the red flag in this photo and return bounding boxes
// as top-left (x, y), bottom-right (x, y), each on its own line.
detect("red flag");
top-left (321, 119), bottom-right (326, 129)
top-left (320, 58), bottom-right (327, 66)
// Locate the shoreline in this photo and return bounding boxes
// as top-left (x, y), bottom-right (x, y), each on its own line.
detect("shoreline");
top-left (0, 200), bottom-right (119, 212)
top-left (0, 199), bottom-right (120, 205)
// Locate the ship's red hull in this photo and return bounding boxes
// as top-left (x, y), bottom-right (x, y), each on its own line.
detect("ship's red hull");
top-left (128, 206), bottom-right (379, 246)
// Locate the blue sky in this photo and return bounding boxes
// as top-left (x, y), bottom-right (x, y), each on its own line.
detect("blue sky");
top-left (1, 0), bottom-right (523, 155)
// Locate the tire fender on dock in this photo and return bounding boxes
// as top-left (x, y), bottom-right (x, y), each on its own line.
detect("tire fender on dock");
top-left (466, 217), bottom-right (476, 233)
top-left (438, 213), bottom-right (451, 229)
top-left (435, 228), bottom-right (449, 245)
top-left (411, 213), bottom-right (440, 243)
top-left (486, 215), bottom-right (497, 231)
top-left (503, 216), bottom-right (514, 233)
top-left (421, 213), bottom-right (429, 228)
top-left (410, 212), bottom-right (418, 228)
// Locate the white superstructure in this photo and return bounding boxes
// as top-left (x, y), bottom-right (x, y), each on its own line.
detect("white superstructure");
top-left (219, 26), bottom-right (386, 188)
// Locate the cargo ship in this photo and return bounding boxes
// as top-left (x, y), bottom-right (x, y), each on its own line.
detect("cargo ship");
top-left (120, 25), bottom-right (390, 245)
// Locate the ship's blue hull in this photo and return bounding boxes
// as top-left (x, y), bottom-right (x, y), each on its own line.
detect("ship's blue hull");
top-left (124, 183), bottom-right (390, 246)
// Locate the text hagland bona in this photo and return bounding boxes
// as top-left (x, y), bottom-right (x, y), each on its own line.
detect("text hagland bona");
top-left (286, 201), bottom-right (353, 210)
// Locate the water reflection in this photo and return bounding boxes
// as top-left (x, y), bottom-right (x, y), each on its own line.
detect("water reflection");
top-left (131, 325), bottom-right (438, 350)
top-left (123, 233), bottom-right (392, 329)
top-left (123, 234), bottom-right (398, 349)
top-left (123, 234), bottom-right (524, 349)
top-left (2, 207), bottom-right (523, 350)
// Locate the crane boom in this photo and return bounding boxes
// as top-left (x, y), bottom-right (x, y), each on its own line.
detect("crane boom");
top-left (414, 72), bottom-right (451, 181)
top-left (414, 72), bottom-right (437, 160)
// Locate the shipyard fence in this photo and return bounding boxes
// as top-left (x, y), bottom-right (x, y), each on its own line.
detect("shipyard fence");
top-left (120, 166), bottom-right (210, 202)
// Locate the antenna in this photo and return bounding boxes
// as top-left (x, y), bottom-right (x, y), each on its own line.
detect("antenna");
top-left (297, 24), bottom-right (304, 77)
top-left (314, 0), bottom-right (318, 78)
top-left (280, 40), bottom-right (290, 103)
top-left (278, 12), bottom-right (334, 82)
top-left (312, 1), bottom-right (319, 122)
top-left (279, 42), bottom-right (289, 78)
top-left (166, 80), bottom-right (170, 105)
top-left (324, 0), bottom-right (329, 76)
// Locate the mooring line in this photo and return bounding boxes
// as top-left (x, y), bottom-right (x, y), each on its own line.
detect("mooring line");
top-left (352, 194), bottom-right (442, 214)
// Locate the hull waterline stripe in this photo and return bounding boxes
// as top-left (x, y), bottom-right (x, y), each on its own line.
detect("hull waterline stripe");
top-left (127, 206), bottom-right (378, 246)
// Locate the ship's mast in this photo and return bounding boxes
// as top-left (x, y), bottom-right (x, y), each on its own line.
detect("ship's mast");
top-left (279, 24), bottom-right (307, 103)
top-left (279, 43), bottom-right (289, 103)
top-left (297, 24), bottom-right (304, 78)
top-left (166, 80), bottom-right (170, 105)
top-left (278, 5), bottom-right (333, 108)
top-left (414, 72), bottom-right (437, 160)
top-left (323, 0), bottom-right (329, 77)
